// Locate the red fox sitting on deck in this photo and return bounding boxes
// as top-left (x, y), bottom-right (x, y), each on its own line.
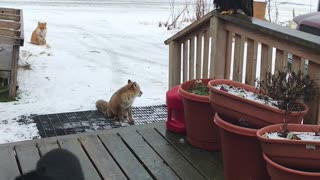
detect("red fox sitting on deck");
top-left (30, 22), bottom-right (47, 45)
top-left (96, 79), bottom-right (142, 124)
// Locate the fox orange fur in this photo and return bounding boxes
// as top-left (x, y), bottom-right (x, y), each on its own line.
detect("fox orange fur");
top-left (96, 80), bottom-right (142, 124)
top-left (31, 22), bottom-right (47, 45)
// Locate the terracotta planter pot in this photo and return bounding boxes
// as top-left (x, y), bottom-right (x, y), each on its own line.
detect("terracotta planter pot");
top-left (263, 153), bottom-right (320, 180)
top-left (257, 124), bottom-right (320, 171)
top-left (208, 79), bottom-right (308, 128)
top-left (214, 113), bottom-right (269, 180)
top-left (179, 79), bottom-right (220, 151)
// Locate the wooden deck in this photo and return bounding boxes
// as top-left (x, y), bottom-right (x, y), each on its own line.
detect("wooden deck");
top-left (0, 122), bottom-right (224, 180)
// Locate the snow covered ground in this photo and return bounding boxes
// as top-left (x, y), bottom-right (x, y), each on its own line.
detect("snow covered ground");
top-left (268, 0), bottom-right (318, 25)
top-left (0, 0), bottom-right (318, 143)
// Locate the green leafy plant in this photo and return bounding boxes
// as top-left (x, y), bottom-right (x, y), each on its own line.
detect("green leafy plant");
top-left (257, 70), bottom-right (320, 137)
top-left (187, 79), bottom-right (209, 96)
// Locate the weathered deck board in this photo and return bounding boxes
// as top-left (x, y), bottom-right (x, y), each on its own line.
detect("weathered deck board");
top-left (0, 123), bottom-right (224, 180)
top-left (99, 133), bottom-right (153, 180)
top-left (58, 138), bottom-right (101, 180)
top-left (119, 130), bottom-right (180, 180)
top-left (37, 140), bottom-right (60, 156)
top-left (138, 128), bottom-right (207, 180)
top-left (0, 146), bottom-right (20, 179)
top-left (79, 135), bottom-right (126, 180)
top-left (156, 125), bottom-right (224, 180)
top-left (15, 143), bottom-right (40, 174)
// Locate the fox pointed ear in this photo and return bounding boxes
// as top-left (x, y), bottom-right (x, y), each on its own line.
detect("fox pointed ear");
top-left (38, 22), bottom-right (41, 25)
top-left (128, 79), bottom-right (132, 84)
top-left (132, 82), bottom-right (137, 87)
top-left (44, 22), bottom-right (47, 25)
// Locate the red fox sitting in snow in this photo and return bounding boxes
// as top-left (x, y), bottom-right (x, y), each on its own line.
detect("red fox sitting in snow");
top-left (30, 22), bottom-right (47, 45)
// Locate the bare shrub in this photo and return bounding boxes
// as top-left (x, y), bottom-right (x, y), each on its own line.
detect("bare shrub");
top-left (160, 0), bottom-right (212, 30)
top-left (195, 0), bottom-right (211, 20)
top-left (158, 0), bottom-right (190, 30)
top-left (257, 70), bottom-right (320, 137)
top-left (19, 62), bottom-right (32, 70)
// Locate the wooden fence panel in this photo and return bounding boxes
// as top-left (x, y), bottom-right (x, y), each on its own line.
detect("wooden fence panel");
top-left (202, 30), bottom-right (210, 79)
top-left (0, 20), bottom-right (20, 30)
top-left (168, 41), bottom-right (181, 88)
top-left (245, 38), bottom-right (258, 85)
top-left (291, 55), bottom-right (305, 73)
top-left (274, 49), bottom-right (288, 74)
top-left (305, 61), bottom-right (320, 124)
top-left (233, 34), bottom-right (245, 82)
top-left (260, 43), bottom-right (272, 80)
top-left (183, 41), bottom-right (188, 82)
top-left (225, 31), bottom-right (233, 80)
top-left (196, 34), bottom-right (202, 79)
top-left (210, 16), bottom-right (227, 79)
top-left (189, 37), bottom-right (195, 80)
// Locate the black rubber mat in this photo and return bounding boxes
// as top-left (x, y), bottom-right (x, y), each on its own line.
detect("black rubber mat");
top-left (32, 104), bottom-right (167, 138)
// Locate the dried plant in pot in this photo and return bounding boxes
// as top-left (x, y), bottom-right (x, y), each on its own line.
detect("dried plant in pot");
top-left (256, 70), bottom-right (320, 136)
top-left (257, 70), bottom-right (320, 172)
top-left (208, 70), bottom-right (310, 128)
top-left (178, 78), bottom-right (221, 151)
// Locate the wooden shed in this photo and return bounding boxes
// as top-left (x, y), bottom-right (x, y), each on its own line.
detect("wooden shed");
top-left (0, 7), bottom-right (24, 99)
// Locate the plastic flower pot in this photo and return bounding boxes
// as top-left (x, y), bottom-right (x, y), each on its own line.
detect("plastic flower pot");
top-left (214, 113), bottom-right (269, 180)
top-left (263, 153), bottom-right (320, 180)
top-left (166, 85), bottom-right (186, 133)
top-left (178, 78), bottom-right (220, 151)
top-left (208, 79), bottom-right (308, 128)
top-left (257, 124), bottom-right (320, 171)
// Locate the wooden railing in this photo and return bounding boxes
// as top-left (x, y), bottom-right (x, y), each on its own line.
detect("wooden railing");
top-left (0, 7), bottom-right (24, 98)
top-left (165, 11), bottom-right (320, 124)
top-left (165, 12), bottom-right (212, 88)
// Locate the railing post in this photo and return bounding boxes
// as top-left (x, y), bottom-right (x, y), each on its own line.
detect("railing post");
top-left (9, 45), bottom-right (19, 98)
top-left (210, 16), bottom-right (228, 79)
top-left (168, 41), bottom-right (181, 89)
top-left (305, 61), bottom-right (320, 124)
top-left (245, 39), bottom-right (258, 85)
top-left (233, 34), bottom-right (245, 82)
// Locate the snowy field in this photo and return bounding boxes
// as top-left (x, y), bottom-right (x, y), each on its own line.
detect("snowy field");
top-left (0, 0), bottom-right (318, 143)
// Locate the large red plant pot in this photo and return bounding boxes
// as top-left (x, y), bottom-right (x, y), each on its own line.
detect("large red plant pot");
top-left (214, 113), bottom-right (269, 180)
top-left (208, 79), bottom-right (308, 128)
top-left (257, 124), bottom-right (320, 171)
top-left (179, 79), bottom-right (220, 151)
top-left (263, 153), bottom-right (320, 180)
